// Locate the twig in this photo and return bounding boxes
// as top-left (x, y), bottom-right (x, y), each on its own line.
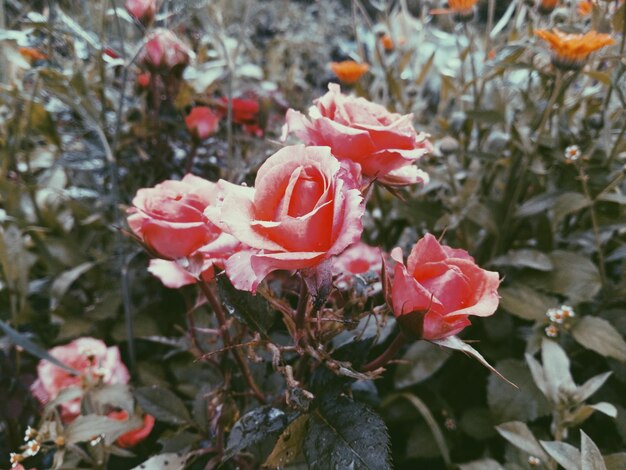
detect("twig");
top-left (361, 331), bottom-right (408, 372)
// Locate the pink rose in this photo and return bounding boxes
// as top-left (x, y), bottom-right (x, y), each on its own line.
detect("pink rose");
top-left (332, 242), bottom-right (382, 288)
top-left (140, 29), bottom-right (191, 74)
top-left (125, 0), bottom-right (156, 24)
top-left (283, 83), bottom-right (432, 186)
top-left (205, 145), bottom-right (365, 292)
top-left (147, 232), bottom-right (241, 288)
top-left (186, 106), bottom-right (220, 140)
top-left (108, 411), bottom-right (155, 448)
top-left (388, 234), bottom-right (500, 340)
top-left (30, 337), bottom-right (130, 422)
top-left (128, 174), bottom-right (224, 260)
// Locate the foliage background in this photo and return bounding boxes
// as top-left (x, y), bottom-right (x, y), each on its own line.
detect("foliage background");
top-left (1, 0), bottom-right (626, 468)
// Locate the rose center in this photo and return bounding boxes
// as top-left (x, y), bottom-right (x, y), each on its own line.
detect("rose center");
top-left (348, 259), bottom-right (371, 274)
top-left (287, 177), bottom-right (324, 218)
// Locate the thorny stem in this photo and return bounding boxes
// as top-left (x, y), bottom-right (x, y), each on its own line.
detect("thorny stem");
top-left (576, 163), bottom-right (607, 284)
top-left (361, 331), bottom-right (408, 372)
top-left (199, 281), bottom-right (266, 403)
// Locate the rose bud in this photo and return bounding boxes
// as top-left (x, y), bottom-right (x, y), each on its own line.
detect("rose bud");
top-left (139, 29), bottom-right (192, 76)
top-left (30, 338), bottom-right (130, 423)
top-left (125, 0), bottom-right (156, 24)
top-left (127, 174), bottom-right (225, 260)
top-left (108, 411), bottom-right (155, 448)
top-left (205, 145), bottom-right (365, 293)
top-left (283, 84), bottom-right (431, 188)
top-left (186, 106), bottom-right (220, 140)
top-left (387, 234), bottom-right (500, 340)
top-left (137, 72), bottom-right (151, 89)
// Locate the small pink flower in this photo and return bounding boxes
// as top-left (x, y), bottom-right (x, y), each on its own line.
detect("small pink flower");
top-left (108, 411), bottom-right (155, 448)
top-left (206, 145), bottom-right (365, 292)
top-left (332, 242), bottom-right (382, 287)
top-left (137, 72), bottom-right (151, 88)
top-left (186, 107), bottom-right (220, 140)
top-left (283, 83), bottom-right (431, 187)
top-left (30, 338), bottom-right (130, 423)
top-left (127, 174), bottom-right (223, 260)
top-left (140, 29), bottom-right (191, 75)
top-left (387, 234), bottom-right (500, 340)
top-left (125, 0), bottom-right (156, 24)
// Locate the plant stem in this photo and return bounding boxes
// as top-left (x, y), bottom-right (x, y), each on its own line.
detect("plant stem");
top-left (185, 140), bottom-right (198, 174)
top-left (577, 164), bottom-right (607, 284)
top-left (199, 281), bottom-right (266, 403)
top-left (361, 331), bottom-right (408, 372)
top-left (294, 278), bottom-right (309, 332)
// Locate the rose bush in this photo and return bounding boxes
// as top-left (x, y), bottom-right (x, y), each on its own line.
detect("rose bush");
top-left (388, 234), bottom-right (500, 340)
top-left (30, 338), bottom-right (130, 423)
top-left (283, 83), bottom-right (432, 186)
top-left (206, 145), bottom-right (364, 292)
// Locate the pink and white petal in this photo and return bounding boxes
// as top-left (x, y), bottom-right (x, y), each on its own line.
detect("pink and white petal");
top-left (378, 165), bottom-right (429, 187)
top-left (328, 184), bottom-right (364, 256)
top-left (406, 234), bottom-right (449, 273)
top-left (148, 259), bottom-right (198, 288)
top-left (391, 262), bottom-right (444, 316)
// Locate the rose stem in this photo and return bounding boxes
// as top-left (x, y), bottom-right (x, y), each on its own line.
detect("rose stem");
top-left (184, 140), bottom-right (198, 174)
top-left (361, 331), bottom-right (408, 372)
top-left (294, 278), bottom-right (309, 332)
top-left (199, 281), bottom-right (266, 403)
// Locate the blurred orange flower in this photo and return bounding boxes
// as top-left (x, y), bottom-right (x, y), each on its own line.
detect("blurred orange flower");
top-left (18, 47), bottom-right (47, 62)
top-left (577, 0), bottom-right (593, 15)
top-left (431, 0), bottom-right (477, 21)
top-left (538, 0), bottom-right (559, 14)
top-left (380, 34), bottom-right (394, 51)
top-left (535, 29), bottom-right (615, 70)
top-left (330, 61), bottom-right (369, 84)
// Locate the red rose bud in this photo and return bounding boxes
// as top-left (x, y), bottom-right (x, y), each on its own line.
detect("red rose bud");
top-left (125, 0), bottom-right (156, 24)
top-left (108, 411), bottom-right (155, 448)
top-left (186, 106), bottom-right (220, 140)
top-left (140, 29), bottom-right (191, 75)
top-left (217, 97), bottom-right (260, 124)
top-left (137, 72), bottom-right (151, 88)
top-left (387, 234), bottom-right (500, 340)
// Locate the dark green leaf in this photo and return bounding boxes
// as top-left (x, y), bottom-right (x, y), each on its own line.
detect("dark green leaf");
top-left (491, 249), bottom-right (554, 271)
top-left (394, 341), bottom-right (450, 388)
top-left (304, 394), bottom-right (391, 470)
top-left (495, 421), bottom-right (549, 462)
top-left (135, 385), bottom-right (191, 425)
top-left (265, 414), bottom-right (309, 468)
top-left (224, 406), bottom-right (291, 460)
top-left (571, 317), bottom-right (626, 362)
top-left (499, 283), bottom-right (556, 320)
top-left (552, 192), bottom-right (591, 229)
top-left (217, 275), bottom-right (275, 336)
top-left (0, 320), bottom-right (79, 374)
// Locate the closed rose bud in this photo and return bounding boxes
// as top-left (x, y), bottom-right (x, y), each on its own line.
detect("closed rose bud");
top-left (387, 234), bottom-right (500, 340)
top-left (186, 106), bottom-right (220, 140)
top-left (125, 0), bottom-right (156, 24)
top-left (108, 411), bottom-right (155, 448)
top-left (137, 72), bottom-right (151, 88)
top-left (140, 29), bottom-right (192, 75)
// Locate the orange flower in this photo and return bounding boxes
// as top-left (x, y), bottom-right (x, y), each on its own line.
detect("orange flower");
top-left (380, 34), bottom-right (394, 51)
top-left (432, 0), bottom-right (477, 22)
top-left (577, 0), bottom-right (593, 15)
top-left (535, 29), bottom-right (615, 70)
top-left (330, 61), bottom-right (369, 84)
top-left (537, 0), bottom-right (559, 15)
top-left (18, 47), bottom-right (47, 62)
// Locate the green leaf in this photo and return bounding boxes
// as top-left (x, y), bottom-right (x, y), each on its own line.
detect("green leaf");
top-left (581, 430), bottom-right (607, 470)
top-left (528, 251), bottom-right (601, 303)
top-left (130, 453), bottom-right (187, 470)
top-left (65, 414), bottom-right (141, 446)
top-left (499, 284), bottom-right (556, 321)
top-left (458, 459), bottom-right (505, 470)
top-left (604, 453), bottom-right (626, 470)
top-left (491, 249), bottom-right (554, 271)
top-left (577, 372), bottom-right (612, 403)
top-left (87, 383), bottom-right (134, 414)
top-left (542, 339), bottom-right (577, 405)
top-left (487, 359), bottom-right (550, 423)
top-left (217, 275), bottom-right (275, 337)
top-left (394, 341), bottom-right (450, 388)
top-left (432, 336), bottom-right (516, 387)
top-left (265, 414), bottom-right (309, 468)
top-left (50, 261), bottom-right (96, 310)
top-left (135, 385), bottom-right (191, 425)
top-left (0, 320), bottom-right (79, 375)
top-left (304, 394), bottom-right (391, 470)
top-left (540, 440), bottom-right (581, 470)
top-left (552, 192), bottom-right (591, 229)
top-left (495, 421), bottom-right (549, 462)
top-left (224, 406), bottom-right (291, 461)
top-left (515, 192), bottom-right (560, 218)
top-left (571, 317), bottom-right (626, 362)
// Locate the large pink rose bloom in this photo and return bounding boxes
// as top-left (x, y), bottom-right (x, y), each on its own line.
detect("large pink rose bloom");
top-left (206, 145), bottom-right (365, 292)
top-left (283, 84), bottom-right (431, 187)
top-left (31, 337), bottom-right (130, 422)
top-left (388, 234), bottom-right (500, 340)
top-left (128, 174), bottom-right (224, 260)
